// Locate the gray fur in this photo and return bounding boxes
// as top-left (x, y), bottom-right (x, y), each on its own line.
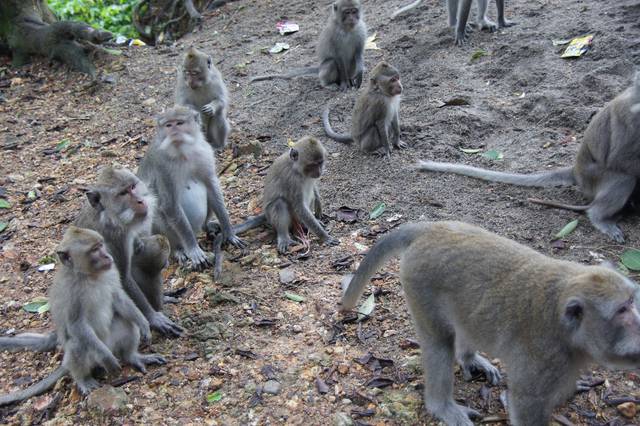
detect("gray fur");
top-left (448, 0), bottom-right (515, 46)
top-left (416, 73), bottom-right (640, 243)
top-left (0, 331), bottom-right (57, 353)
top-left (341, 221), bottom-right (640, 425)
top-left (132, 234), bottom-right (171, 311)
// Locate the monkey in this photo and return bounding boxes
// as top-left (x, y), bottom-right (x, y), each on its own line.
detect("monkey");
top-left (229, 137), bottom-right (338, 254)
top-left (0, 227), bottom-right (165, 405)
top-left (340, 221), bottom-right (640, 425)
top-left (132, 234), bottom-right (171, 312)
top-left (176, 46), bottom-right (230, 150)
top-left (416, 71), bottom-right (640, 243)
top-left (137, 105), bottom-right (245, 272)
top-left (323, 62), bottom-right (407, 157)
top-left (250, 0), bottom-right (367, 91)
top-left (391, 0), bottom-right (514, 46)
top-left (74, 165), bottom-right (184, 337)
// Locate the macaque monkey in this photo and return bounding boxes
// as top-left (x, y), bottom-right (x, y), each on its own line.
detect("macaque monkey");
top-left (391, 0), bottom-right (514, 45)
top-left (137, 106), bottom-right (244, 271)
top-left (417, 72), bottom-right (640, 243)
top-left (323, 62), bottom-right (406, 157)
top-left (0, 227), bottom-right (165, 405)
top-left (250, 0), bottom-right (367, 91)
top-left (132, 234), bottom-right (171, 312)
top-left (341, 221), bottom-right (640, 425)
top-left (176, 46), bottom-right (230, 150)
top-left (75, 166), bottom-right (183, 337)
top-left (231, 137), bottom-right (338, 254)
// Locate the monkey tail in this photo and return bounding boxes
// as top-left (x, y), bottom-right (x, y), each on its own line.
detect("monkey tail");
top-left (322, 106), bottom-right (354, 144)
top-left (0, 366), bottom-right (66, 406)
top-left (391, 0), bottom-right (424, 18)
top-left (233, 214), bottom-right (266, 234)
top-left (528, 198), bottom-right (590, 212)
top-left (250, 67), bottom-right (319, 83)
top-left (415, 161), bottom-right (575, 188)
top-left (0, 331), bottom-right (57, 353)
top-left (340, 223), bottom-right (423, 311)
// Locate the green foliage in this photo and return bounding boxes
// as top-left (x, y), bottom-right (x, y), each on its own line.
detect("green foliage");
top-left (48, 0), bottom-right (137, 38)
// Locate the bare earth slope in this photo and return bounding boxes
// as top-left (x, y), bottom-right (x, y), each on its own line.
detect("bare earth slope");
top-left (1, 0), bottom-right (640, 424)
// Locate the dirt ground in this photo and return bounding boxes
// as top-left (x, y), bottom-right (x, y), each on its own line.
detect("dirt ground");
top-left (1, 0), bottom-right (640, 424)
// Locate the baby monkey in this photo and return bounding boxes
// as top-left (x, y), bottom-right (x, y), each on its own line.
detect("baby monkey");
top-left (176, 46), bottom-right (230, 150)
top-left (0, 227), bottom-right (165, 405)
top-left (233, 137), bottom-right (338, 254)
top-left (323, 62), bottom-right (406, 157)
top-left (341, 221), bottom-right (640, 425)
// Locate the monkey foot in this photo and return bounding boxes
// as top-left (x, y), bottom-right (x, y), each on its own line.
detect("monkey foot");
top-left (77, 378), bottom-right (101, 395)
top-left (394, 140), bottom-right (409, 150)
top-left (475, 18), bottom-right (498, 32)
top-left (454, 25), bottom-right (473, 46)
top-left (498, 19), bottom-right (517, 28)
top-left (461, 354), bottom-right (501, 385)
top-left (430, 401), bottom-right (479, 426)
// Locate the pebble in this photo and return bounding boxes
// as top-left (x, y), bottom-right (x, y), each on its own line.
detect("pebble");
top-left (263, 380), bottom-right (281, 395)
top-left (617, 402), bottom-right (637, 418)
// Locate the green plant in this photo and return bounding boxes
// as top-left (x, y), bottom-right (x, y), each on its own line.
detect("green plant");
top-left (48, 0), bottom-right (137, 38)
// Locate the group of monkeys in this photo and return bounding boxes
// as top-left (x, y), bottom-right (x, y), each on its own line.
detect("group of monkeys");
top-left (1, 0), bottom-right (640, 425)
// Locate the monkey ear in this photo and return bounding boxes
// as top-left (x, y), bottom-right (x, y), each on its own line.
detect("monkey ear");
top-left (562, 297), bottom-right (584, 330)
top-left (86, 190), bottom-right (104, 212)
top-left (289, 148), bottom-right (299, 161)
top-left (56, 250), bottom-right (72, 267)
top-left (207, 56), bottom-right (212, 69)
top-left (333, 2), bottom-right (338, 11)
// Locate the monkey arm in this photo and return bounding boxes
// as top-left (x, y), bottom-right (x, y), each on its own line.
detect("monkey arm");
top-left (205, 178), bottom-right (246, 248)
top-left (113, 289), bottom-right (151, 342)
top-left (313, 187), bottom-right (323, 219)
top-left (294, 203), bottom-right (333, 242)
top-left (201, 99), bottom-right (225, 116)
top-left (67, 318), bottom-right (120, 373)
top-left (376, 120), bottom-right (392, 153)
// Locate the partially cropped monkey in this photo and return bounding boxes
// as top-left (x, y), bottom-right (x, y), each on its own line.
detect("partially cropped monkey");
top-left (75, 166), bottom-right (183, 337)
top-left (137, 105), bottom-right (244, 271)
top-left (0, 227), bottom-right (165, 405)
top-left (323, 62), bottom-right (407, 157)
top-left (392, 0), bottom-right (514, 45)
top-left (341, 221), bottom-right (640, 425)
top-left (417, 71), bottom-right (640, 243)
top-left (231, 137), bottom-right (338, 254)
top-left (132, 234), bottom-right (171, 312)
top-left (176, 46), bottom-right (230, 150)
top-left (250, 0), bottom-right (367, 91)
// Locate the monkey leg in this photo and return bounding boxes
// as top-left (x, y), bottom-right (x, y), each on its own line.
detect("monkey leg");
top-left (586, 173), bottom-right (636, 243)
top-left (205, 114), bottom-right (230, 150)
top-left (63, 344), bottom-right (102, 394)
top-left (507, 388), bottom-right (550, 425)
top-left (266, 199), bottom-right (294, 253)
top-left (456, 349), bottom-right (501, 385)
top-left (454, 0), bottom-right (474, 46)
top-left (496, 0), bottom-right (516, 27)
top-left (474, 0), bottom-right (498, 31)
top-left (360, 126), bottom-right (386, 156)
top-left (319, 59), bottom-right (348, 91)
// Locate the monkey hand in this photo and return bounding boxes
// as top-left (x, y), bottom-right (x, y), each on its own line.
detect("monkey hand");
top-left (225, 233), bottom-right (246, 249)
top-left (394, 140), bottom-right (409, 150)
top-left (455, 24), bottom-right (473, 46)
top-left (182, 246), bottom-right (211, 270)
top-left (150, 311), bottom-right (185, 337)
top-left (100, 352), bottom-right (122, 375)
top-left (323, 236), bottom-right (340, 247)
top-left (373, 147), bottom-right (391, 159)
top-left (201, 103), bottom-right (218, 116)
top-left (139, 321), bottom-right (152, 344)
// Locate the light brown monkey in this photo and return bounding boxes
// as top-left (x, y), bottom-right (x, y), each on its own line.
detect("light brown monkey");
top-left (132, 234), bottom-right (171, 312)
top-left (176, 46), bottom-right (230, 150)
top-left (417, 71), bottom-right (640, 243)
top-left (137, 106), bottom-right (244, 270)
top-left (341, 221), bottom-right (640, 425)
top-left (323, 62), bottom-right (406, 157)
top-left (392, 0), bottom-right (514, 45)
top-left (231, 137), bottom-right (338, 253)
top-left (250, 0), bottom-right (367, 91)
top-left (0, 227), bottom-right (165, 405)
top-left (75, 166), bottom-right (184, 337)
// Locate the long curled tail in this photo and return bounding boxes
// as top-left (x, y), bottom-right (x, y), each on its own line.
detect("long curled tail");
top-left (0, 366), bottom-right (66, 406)
top-left (416, 161), bottom-right (575, 188)
top-left (340, 223), bottom-right (423, 311)
top-left (250, 67), bottom-right (319, 83)
top-left (322, 106), bottom-right (354, 144)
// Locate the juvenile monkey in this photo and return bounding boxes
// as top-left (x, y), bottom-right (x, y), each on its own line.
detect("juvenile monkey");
top-left (232, 137), bottom-right (338, 253)
top-left (137, 106), bottom-right (244, 270)
top-left (391, 0), bottom-right (514, 45)
top-left (417, 72), bottom-right (640, 243)
top-left (132, 234), bottom-right (171, 312)
top-left (250, 0), bottom-right (367, 91)
top-left (323, 62), bottom-right (406, 157)
top-left (176, 46), bottom-right (230, 150)
top-left (75, 166), bottom-right (183, 337)
top-left (0, 227), bottom-right (165, 405)
top-left (341, 221), bottom-right (640, 425)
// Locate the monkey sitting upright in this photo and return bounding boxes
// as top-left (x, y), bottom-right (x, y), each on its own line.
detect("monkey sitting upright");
top-left (232, 137), bottom-right (338, 254)
top-left (0, 227), bottom-right (165, 406)
top-left (341, 221), bottom-right (640, 425)
top-left (323, 62), bottom-right (407, 157)
top-left (417, 71), bottom-right (640, 243)
top-left (251, 0), bottom-right (367, 91)
top-left (176, 46), bottom-right (230, 150)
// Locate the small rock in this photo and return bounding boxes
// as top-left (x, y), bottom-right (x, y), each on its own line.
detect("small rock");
top-left (292, 324), bottom-right (303, 333)
top-left (383, 329), bottom-right (398, 338)
top-left (617, 402), bottom-right (637, 418)
top-left (87, 386), bottom-right (129, 415)
top-left (337, 363), bottom-right (350, 375)
top-left (263, 380), bottom-right (281, 395)
top-left (142, 98), bottom-right (156, 106)
top-left (279, 268), bottom-right (296, 284)
top-left (333, 412), bottom-right (354, 426)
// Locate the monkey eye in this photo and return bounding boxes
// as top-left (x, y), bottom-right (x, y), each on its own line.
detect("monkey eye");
top-left (165, 123), bottom-right (172, 128)
top-left (177, 120), bottom-right (184, 126)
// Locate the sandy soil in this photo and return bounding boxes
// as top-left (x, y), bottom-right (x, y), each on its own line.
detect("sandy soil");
top-left (1, 0), bottom-right (640, 424)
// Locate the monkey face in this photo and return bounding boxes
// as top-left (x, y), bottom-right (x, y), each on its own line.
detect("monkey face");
top-left (386, 75), bottom-right (403, 96)
top-left (341, 7), bottom-right (360, 29)
top-left (88, 240), bottom-right (114, 272)
top-left (184, 69), bottom-right (206, 89)
top-left (304, 159), bottom-right (325, 179)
